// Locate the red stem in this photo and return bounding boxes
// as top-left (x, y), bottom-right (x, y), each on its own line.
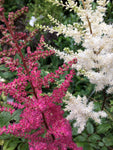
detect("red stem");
top-left (3, 15), bottom-right (37, 99)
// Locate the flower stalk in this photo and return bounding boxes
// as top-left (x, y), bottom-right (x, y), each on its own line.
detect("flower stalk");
top-left (0, 3), bottom-right (82, 149)
top-left (81, 0), bottom-right (93, 34)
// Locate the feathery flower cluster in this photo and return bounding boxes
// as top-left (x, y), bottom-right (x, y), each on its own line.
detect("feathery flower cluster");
top-left (0, 1), bottom-right (82, 149)
top-left (42, 0), bottom-right (113, 94)
top-left (63, 92), bottom-right (107, 133)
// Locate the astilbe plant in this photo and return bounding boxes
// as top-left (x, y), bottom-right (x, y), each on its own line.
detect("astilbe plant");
top-left (39, 0), bottom-right (113, 93)
top-left (0, 1), bottom-right (82, 150)
top-left (35, 0), bottom-right (108, 134)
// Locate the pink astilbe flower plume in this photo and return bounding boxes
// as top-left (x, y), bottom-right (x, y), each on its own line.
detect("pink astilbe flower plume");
top-left (0, 1), bottom-right (82, 150)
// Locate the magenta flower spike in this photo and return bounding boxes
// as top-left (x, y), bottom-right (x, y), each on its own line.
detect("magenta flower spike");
top-left (0, 1), bottom-right (82, 149)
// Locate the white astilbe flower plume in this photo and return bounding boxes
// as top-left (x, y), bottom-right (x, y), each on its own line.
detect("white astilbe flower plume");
top-left (42, 0), bottom-right (113, 94)
top-left (63, 92), bottom-right (107, 133)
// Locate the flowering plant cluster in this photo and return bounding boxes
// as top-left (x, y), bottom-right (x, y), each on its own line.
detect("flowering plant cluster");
top-left (35, 0), bottom-right (110, 137)
top-left (0, 0), bottom-right (83, 149)
top-left (63, 92), bottom-right (107, 133)
top-left (38, 0), bottom-right (113, 93)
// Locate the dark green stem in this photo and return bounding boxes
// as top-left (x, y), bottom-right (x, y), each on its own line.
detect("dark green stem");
top-left (101, 89), bottom-right (106, 110)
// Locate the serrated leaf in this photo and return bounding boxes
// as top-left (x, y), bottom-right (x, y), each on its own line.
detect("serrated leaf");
top-left (83, 143), bottom-right (94, 150)
top-left (98, 142), bottom-right (104, 147)
top-left (89, 143), bottom-right (99, 149)
top-left (82, 133), bottom-right (88, 138)
top-left (1, 72), bottom-right (14, 79)
top-left (17, 143), bottom-right (28, 150)
top-left (0, 112), bottom-right (11, 127)
top-left (11, 109), bottom-right (23, 122)
top-left (101, 147), bottom-right (108, 150)
top-left (0, 134), bottom-right (11, 140)
top-left (3, 138), bottom-right (21, 150)
top-left (97, 124), bottom-right (111, 134)
top-left (76, 142), bottom-right (85, 148)
top-left (5, 147), bottom-right (16, 150)
top-left (7, 141), bottom-right (20, 150)
top-left (72, 127), bottom-right (78, 136)
top-left (103, 136), bottom-right (113, 146)
top-left (3, 140), bottom-right (10, 150)
top-left (0, 65), bottom-right (8, 71)
top-left (75, 135), bottom-right (86, 142)
top-left (88, 134), bottom-right (101, 142)
top-left (86, 122), bottom-right (94, 134)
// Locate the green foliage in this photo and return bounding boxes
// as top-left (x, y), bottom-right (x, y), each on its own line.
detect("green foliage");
top-left (17, 142), bottom-right (28, 150)
top-left (0, 109), bottom-right (22, 128)
top-left (72, 118), bottom-right (113, 150)
top-left (86, 122), bottom-right (94, 134)
top-left (11, 109), bottom-right (23, 123)
top-left (103, 136), bottom-right (113, 147)
top-left (96, 123), bottom-right (112, 134)
top-left (3, 138), bottom-right (21, 150)
top-left (0, 112), bottom-right (11, 127)
top-left (27, 0), bottom-right (64, 26)
top-left (0, 110), bottom-right (28, 150)
top-left (3, 137), bottom-right (28, 150)
top-left (0, 63), bottom-right (17, 82)
top-left (104, 1), bottom-right (113, 24)
top-left (110, 97), bottom-right (113, 112)
top-left (0, 134), bottom-right (12, 140)
top-left (3, 0), bottom-right (31, 18)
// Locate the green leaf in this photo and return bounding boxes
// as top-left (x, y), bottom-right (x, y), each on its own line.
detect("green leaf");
top-left (1, 92), bottom-right (7, 101)
top-left (0, 65), bottom-right (8, 71)
top-left (75, 135), bottom-right (86, 142)
top-left (0, 134), bottom-right (11, 140)
top-left (41, 70), bottom-right (49, 77)
top-left (86, 122), bottom-right (94, 134)
top-left (101, 147), bottom-right (108, 150)
top-left (17, 143), bottom-right (28, 150)
top-left (0, 139), bottom-right (4, 145)
top-left (72, 127), bottom-right (78, 136)
top-left (98, 142), bottom-right (104, 147)
top-left (3, 138), bottom-right (21, 150)
top-left (89, 143), bottom-right (99, 149)
top-left (103, 136), bottom-right (113, 146)
top-left (1, 72), bottom-right (14, 79)
top-left (11, 109), bottom-right (23, 122)
top-left (97, 124), bottom-right (111, 134)
top-left (83, 143), bottom-right (94, 150)
top-left (76, 142), bottom-right (85, 148)
top-left (0, 112), bottom-right (11, 127)
top-left (3, 140), bottom-right (10, 150)
top-left (92, 2), bottom-right (97, 10)
top-left (88, 134), bottom-right (101, 142)
top-left (81, 133), bottom-right (88, 138)
top-left (94, 102), bottom-right (101, 111)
